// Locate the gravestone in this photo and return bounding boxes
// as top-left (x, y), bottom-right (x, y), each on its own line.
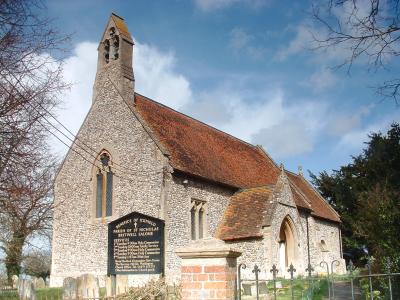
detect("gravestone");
top-left (11, 275), bottom-right (18, 289)
top-left (259, 281), bottom-right (269, 295)
top-left (105, 275), bottom-right (129, 296)
top-left (18, 279), bottom-right (36, 300)
top-left (62, 277), bottom-right (77, 300)
top-left (77, 274), bottom-right (99, 299)
top-left (242, 283), bottom-right (252, 295)
top-left (115, 275), bottom-right (129, 295)
top-left (108, 212), bottom-right (165, 275)
top-left (33, 277), bottom-right (45, 289)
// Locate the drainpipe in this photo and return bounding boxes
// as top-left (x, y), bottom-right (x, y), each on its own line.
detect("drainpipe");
top-left (306, 213), bottom-right (311, 268)
top-left (339, 228), bottom-right (343, 258)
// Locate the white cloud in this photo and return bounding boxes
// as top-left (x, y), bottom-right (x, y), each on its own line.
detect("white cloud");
top-left (327, 105), bottom-right (372, 136)
top-left (276, 25), bottom-right (313, 61)
top-left (183, 86), bottom-right (328, 158)
top-left (134, 43), bottom-right (192, 109)
top-left (58, 42), bottom-right (97, 138)
top-left (252, 123), bottom-right (313, 157)
top-left (302, 67), bottom-right (338, 92)
top-left (195, 0), bottom-right (270, 11)
top-left (54, 38), bottom-right (395, 161)
top-left (54, 40), bottom-right (329, 159)
top-left (52, 40), bottom-right (193, 155)
top-left (336, 119), bottom-right (390, 150)
top-left (276, 23), bottom-right (351, 63)
top-left (229, 27), bottom-right (265, 60)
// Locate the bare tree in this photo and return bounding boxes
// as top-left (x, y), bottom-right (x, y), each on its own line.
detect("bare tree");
top-left (0, 0), bottom-right (69, 281)
top-left (0, 151), bottom-right (56, 281)
top-left (23, 249), bottom-right (51, 280)
top-left (311, 0), bottom-right (400, 103)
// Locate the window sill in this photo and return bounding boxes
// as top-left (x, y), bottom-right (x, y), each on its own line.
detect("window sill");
top-left (90, 216), bottom-right (116, 225)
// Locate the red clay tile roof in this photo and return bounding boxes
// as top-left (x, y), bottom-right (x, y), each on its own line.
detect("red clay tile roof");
top-left (134, 93), bottom-right (280, 188)
top-left (289, 184), bottom-right (312, 211)
top-left (216, 186), bottom-right (273, 240)
top-left (132, 93), bottom-right (340, 224)
top-left (286, 171), bottom-right (341, 223)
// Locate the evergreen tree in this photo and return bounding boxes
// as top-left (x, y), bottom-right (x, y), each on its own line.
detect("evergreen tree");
top-left (311, 123), bottom-right (400, 271)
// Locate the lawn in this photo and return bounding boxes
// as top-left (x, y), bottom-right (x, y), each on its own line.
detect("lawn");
top-left (0, 288), bottom-right (63, 300)
top-left (264, 277), bottom-right (329, 300)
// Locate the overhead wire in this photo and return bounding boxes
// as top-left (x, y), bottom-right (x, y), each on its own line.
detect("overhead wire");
top-left (0, 75), bottom-right (163, 184)
top-left (34, 116), bottom-right (162, 185)
top-left (0, 67), bottom-right (163, 179)
top-left (0, 64), bottom-right (158, 176)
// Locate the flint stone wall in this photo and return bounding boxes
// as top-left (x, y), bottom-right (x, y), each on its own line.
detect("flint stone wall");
top-left (50, 74), bottom-right (165, 286)
top-left (165, 175), bottom-right (235, 283)
top-left (50, 67), bottom-right (236, 286)
top-left (50, 48), bottom-right (344, 287)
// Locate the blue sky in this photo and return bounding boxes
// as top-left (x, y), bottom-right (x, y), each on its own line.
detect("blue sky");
top-left (45, 0), bottom-right (400, 178)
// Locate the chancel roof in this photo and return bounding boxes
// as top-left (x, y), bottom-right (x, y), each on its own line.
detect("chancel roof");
top-left (134, 93), bottom-right (280, 188)
top-left (286, 171), bottom-right (341, 223)
top-left (133, 93), bottom-right (341, 230)
top-left (216, 186), bottom-right (273, 241)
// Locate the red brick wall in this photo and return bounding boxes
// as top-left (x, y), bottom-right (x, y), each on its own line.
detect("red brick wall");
top-left (181, 264), bottom-right (236, 300)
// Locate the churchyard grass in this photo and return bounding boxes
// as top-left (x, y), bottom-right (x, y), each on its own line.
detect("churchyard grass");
top-left (264, 277), bottom-right (328, 299)
top-left (0, 288), bottom-right (63, 300)
top-left (0, 290), bottom-right (17, 300)
top-left (36, 287), bottom-right (63, 299)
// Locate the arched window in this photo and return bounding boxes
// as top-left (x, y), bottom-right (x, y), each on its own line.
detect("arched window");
top-left (95, 151), bottom-right (113, 219)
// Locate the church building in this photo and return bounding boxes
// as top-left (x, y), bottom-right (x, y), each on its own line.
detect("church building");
top-left (50, 14), bottom-right (345, 286)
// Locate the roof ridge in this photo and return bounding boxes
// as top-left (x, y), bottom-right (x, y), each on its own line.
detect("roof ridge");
top-left (296, 173), bottom-right (341, 220)
top-left (288, 180), bottom-right (312, 207)
top-left (285, 169), bottom-right (301, 177)
top-left (134, 92), bottom-right (260, 149)
top-left (111, 12), bottom-right (124, 20)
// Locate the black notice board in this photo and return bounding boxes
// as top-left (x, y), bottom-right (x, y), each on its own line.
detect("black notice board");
top-left (107, 212), bottom-right (165, 275)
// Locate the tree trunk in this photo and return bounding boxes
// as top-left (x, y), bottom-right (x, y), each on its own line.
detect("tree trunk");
top-left (4, 231), bottom-right (26, 283)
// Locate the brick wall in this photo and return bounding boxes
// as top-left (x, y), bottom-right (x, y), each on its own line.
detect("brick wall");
top-left (181, 265), bottom-right (236, 300)
top-left (176, 237), bottom-right (240, 300)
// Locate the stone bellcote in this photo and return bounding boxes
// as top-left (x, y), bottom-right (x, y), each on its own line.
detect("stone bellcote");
top-left (93, 13), bottom-right (135, 102)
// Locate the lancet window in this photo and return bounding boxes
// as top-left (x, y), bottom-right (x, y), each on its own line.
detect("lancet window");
top-left (95, 151), bottom-right (113, 218)
top-left (190, 199), bottom-right (207, 240)
top-left (103, 27), bottom-right (120, 63)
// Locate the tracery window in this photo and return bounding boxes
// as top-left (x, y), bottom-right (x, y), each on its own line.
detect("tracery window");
top-left (95, 151), bottom-right (113, 219)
